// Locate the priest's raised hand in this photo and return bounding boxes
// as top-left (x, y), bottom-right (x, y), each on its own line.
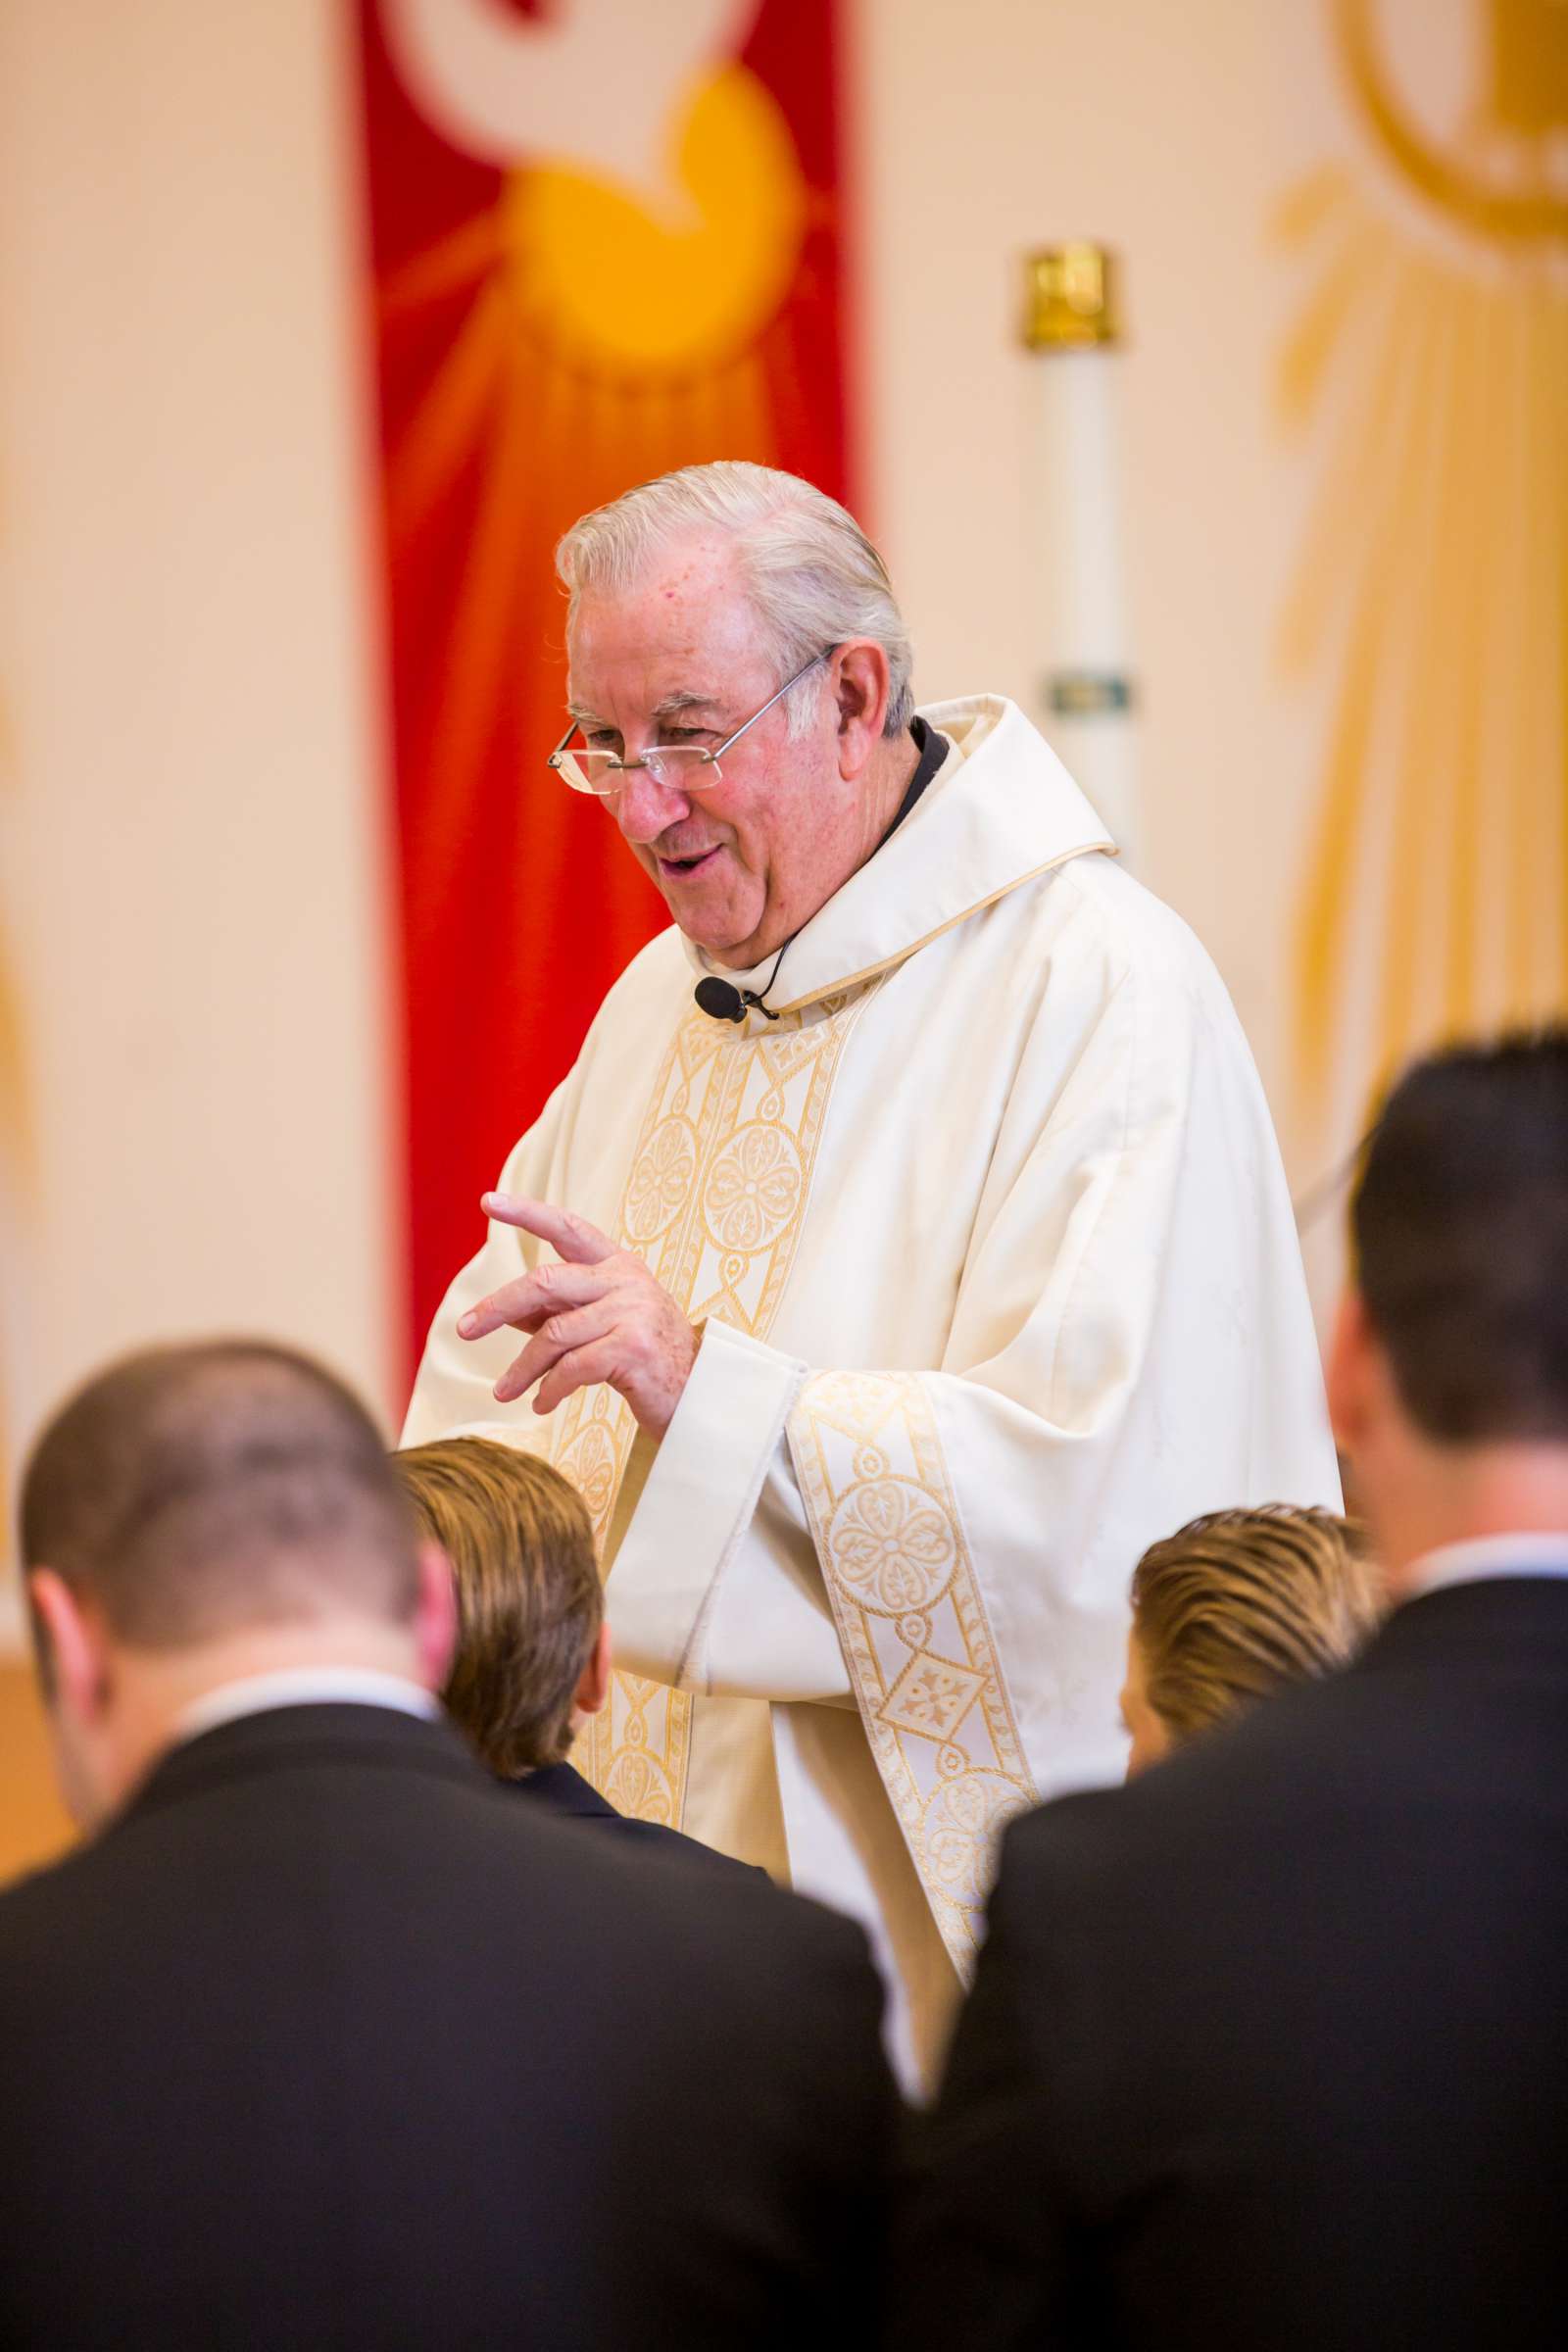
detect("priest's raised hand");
top-left (457, 1192), bottom-right (699, 1438)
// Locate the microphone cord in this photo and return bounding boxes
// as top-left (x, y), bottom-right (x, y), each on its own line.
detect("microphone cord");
top-left (694, 937), bottom-right (792, 1026)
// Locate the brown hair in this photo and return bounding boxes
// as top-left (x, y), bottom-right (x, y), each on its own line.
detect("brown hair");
top-left (1352, 1026), bottom-right (1568, 1443)
top-left (1130, 1504), bottom-right (1382, 1747)
top-left (393, 1439), bottom-right (601, 1776)
top-left (20, 1341), bottom-right (420, 1665)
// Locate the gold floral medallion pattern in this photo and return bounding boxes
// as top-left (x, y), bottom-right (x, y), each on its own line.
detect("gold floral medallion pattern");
top-left (575, 1670), bottom-right (691, 1828)
top-left (548, 989), bottom-right (874, 1826)
top-left (789, 1369), bottom-right (1039, 1975)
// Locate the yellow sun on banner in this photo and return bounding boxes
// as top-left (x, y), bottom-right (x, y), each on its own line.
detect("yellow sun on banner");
top-left (1280, 0), bottom-right (1567, 1153)
top-left (379, 54), bottom-right (814, 830)
top-left (503, 66), bottom-right (807, 379)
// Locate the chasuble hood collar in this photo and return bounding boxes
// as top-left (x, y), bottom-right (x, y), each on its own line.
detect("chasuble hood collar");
top-left (681, 696), bottom-right (1114, 1017)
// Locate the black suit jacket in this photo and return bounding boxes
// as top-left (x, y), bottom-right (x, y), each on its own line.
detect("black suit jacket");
top-left (0, 1702), bottom-right (895, 2349)
top-left (892, 1572), bottom-right (1568, 2352)
top-left (507, 1760), bottom-right (770, 1884)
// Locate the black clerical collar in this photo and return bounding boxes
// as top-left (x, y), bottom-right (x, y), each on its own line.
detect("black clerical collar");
top-left (879, 714), bottom-right (945, 851)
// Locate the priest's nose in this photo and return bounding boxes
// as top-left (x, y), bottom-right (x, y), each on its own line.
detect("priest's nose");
top-left (613, 765), bottom-right (696, 846)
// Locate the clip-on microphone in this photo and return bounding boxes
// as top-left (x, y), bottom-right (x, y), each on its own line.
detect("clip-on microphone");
top-left (693, 940), bottom-right (790, 1025)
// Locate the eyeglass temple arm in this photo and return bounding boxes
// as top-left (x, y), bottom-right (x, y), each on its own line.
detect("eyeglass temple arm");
top-left (706, 645), bottom-right (838, 764)
top-left (550, 645), bottom-right (836, 774)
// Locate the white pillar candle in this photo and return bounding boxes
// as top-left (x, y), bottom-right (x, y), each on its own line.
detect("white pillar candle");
top-left (1021, 246), bottom-right (1140, 868)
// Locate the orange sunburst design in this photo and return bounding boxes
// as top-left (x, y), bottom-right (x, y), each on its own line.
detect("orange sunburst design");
top-left (381, 276), bottom-right (805, 919)
top-left (1280, 0), bottom-right (1567, 1180)
top-left (357, 0), bottom-right (853, 1365)
top-left (381, 57), bottom-right (808, 771)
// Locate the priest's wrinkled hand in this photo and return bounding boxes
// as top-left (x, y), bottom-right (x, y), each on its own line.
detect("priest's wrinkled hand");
top-left (456, 1193), bottom-right (700, 1438)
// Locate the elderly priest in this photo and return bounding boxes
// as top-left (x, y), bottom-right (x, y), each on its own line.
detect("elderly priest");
top-left (404, 461), bottom-right (1337, 2088)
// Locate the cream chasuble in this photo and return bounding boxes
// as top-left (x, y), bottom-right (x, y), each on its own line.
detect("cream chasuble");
top-left (403, 696), bottom-right (1340, 2090)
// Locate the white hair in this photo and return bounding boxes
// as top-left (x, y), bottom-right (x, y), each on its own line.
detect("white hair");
top-left (556, 461), bottom-right (914, 738)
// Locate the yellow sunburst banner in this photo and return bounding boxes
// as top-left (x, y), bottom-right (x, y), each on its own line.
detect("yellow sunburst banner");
top-left (1281, 0), bottom-right (1566, 1171)
top-left (355, 0), bottom-right (855, 1370)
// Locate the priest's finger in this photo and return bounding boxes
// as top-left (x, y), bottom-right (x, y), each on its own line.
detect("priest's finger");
top-left (529, 1336), bottom-right (627, 1418)
top-left (480, 1194), bottom-right (615, 1265)
top-left (457, 1261), bottom-right (613, 1344)
top-left (492, 1300), bottom-right (619, 1405)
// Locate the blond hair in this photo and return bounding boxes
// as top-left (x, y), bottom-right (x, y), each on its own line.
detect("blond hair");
top-left (394, 1439), bottom-right (601, 1776)
top-left (1130, 1505), bottom-right (1382, 1748)
top-left (556, 461), bottom-right (914, 737)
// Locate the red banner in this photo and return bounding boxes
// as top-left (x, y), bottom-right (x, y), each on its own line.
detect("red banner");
top-left (354, 0), bottom-right (854, 1369)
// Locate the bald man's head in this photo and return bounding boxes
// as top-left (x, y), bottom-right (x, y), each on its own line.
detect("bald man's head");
top-left (22, 1341), bottom-right (420, 1660)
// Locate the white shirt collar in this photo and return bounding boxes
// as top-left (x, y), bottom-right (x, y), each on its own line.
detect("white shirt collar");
top-left (175, 1667), bottom-right (440, 1748)
top-left (1405, 1532), bottom-right (1568, 1600)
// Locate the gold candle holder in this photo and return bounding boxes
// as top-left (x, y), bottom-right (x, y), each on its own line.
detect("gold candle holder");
top-left (1021, 244), bottom-right (1121, 350)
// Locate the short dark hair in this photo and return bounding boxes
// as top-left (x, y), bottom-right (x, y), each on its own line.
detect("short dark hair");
top-left (393, 1439), bottom-right (601, 1775)
top-left (1352, 1027), bottom-right (1568, 1444)
top-left (1131, 1505), bottom-right (1381, 1746)
top-left (21, 1341), bottom-right (419, 1659)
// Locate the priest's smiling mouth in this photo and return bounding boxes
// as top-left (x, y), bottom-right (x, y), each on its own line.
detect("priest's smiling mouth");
top-left (658, 847), bottom-right (722, 879)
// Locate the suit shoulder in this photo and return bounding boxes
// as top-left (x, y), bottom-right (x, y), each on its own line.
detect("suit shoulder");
top-left (0, 1834), bottom-right (109, 1973)
top-left (743, 1883), bottom-right (887, 2035)
top-left (665, 1842), bottom-right (882, 1984)
top-left (627, 1828), bottom-right (870, 1958)
top-left (999, 1667), bottom-right (1396, 1905)
top-left (479, 1774), bottom-right (874, 1977)
top-left (567, 1825), bottom-right (884, 2053)
top-left (996, 1714), bottom-right (1271, 1890)
top-left (997, 1780), bottom-right (1135, 1888)
top-left (623, 1818), bottom-right (775, 1889)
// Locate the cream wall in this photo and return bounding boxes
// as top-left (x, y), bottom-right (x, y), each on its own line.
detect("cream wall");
top-left (1, 0), bottom-right (398, 1654)
top-left (854, 0), bottom-right (1324, 1107)
top-left (856, 0), bottom-right (1565, 1317)
top-left (1, 0), bottom-right (1336, 1683)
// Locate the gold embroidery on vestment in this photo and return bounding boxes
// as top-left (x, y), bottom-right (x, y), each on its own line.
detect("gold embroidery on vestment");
top-left (574, 1670), bottom-right (692, 1826)
top-left (789, 1370), bottom-right (1039, 1976)
top-left (546, 993), bottom-right (871, 1825)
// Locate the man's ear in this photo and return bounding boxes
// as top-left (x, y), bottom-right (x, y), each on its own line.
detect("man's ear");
top-left (573, 1621), bottom-right (612, 1719)
top-left (26, 1570), bottom-right (107, 1724)
top-left (832, 640), bottom-right (891, 780)
top-left (1325, 1289), bottom-right (1374, 1456)
top-left (413, 1542), bottom-right (459, 1693)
